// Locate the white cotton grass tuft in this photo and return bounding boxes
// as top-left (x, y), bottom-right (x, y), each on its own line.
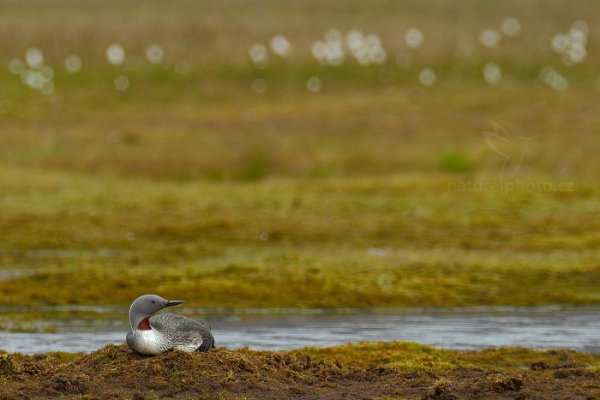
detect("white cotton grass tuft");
top-left (311, 28), bottom-right (348, 66)
top-left (64, 55), bottom-right (82, 73)
top-left (551, 21), bottom-right (589, 65)
top-left (114, 75), bottom-right (130, 91)
top-left (479, 29), bottom-right (501, 48)
top-left (9, 58), bottom-right (25, 75)
top-left (25, 47), bottom-right (44, 69)
top-left (248, 43), bottom-right (268, 68)
top-left (483, 63), bottom-right (502, 85)
top-left (365, 34), bottom-right (386, 64)
top-left (418, 68), bottom-right (437, 86)
top-left (106, 44), bottom-right (126, 65)
top-left (500, 17), bottom-right (521, 37)
top-left (10, 49), bottom-right (55, 96)
top-left (310, 28), bottom-right (387, 66)
top-left (270, 35), bottom-right (292, 57)
top-left (540, 67), bottom-right (568, 92)
top-left (405, 28), bottom-right (425, 49)
top-left (145, 44), bottom-right (164, 64)
top-left (306, 76), bottom-right (322, 93)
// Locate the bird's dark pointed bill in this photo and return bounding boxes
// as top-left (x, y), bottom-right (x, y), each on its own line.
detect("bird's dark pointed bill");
top-left (166, 300), bottom-right (184, 307)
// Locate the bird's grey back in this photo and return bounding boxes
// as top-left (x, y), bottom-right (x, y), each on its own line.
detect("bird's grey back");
top-left (150, 314), bottom-right (214, 352)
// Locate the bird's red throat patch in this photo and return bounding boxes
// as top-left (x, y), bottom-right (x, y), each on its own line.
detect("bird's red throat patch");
top-left (137, 317), bottom-right (151, 330)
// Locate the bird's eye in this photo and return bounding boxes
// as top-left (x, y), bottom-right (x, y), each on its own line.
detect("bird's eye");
top-left (151, 301), bottom-right (156, 304)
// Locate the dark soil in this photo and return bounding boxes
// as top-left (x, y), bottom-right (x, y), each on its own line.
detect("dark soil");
top-left (1, 345), bottom-right (599, 399)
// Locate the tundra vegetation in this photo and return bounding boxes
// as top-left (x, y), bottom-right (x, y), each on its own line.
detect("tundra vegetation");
top-left (0, 0), bottom-right (599, 397)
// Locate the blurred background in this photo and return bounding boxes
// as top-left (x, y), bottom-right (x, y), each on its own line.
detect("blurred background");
top-left (2, 0), bottom-right (600, 179)
top-left (0, 0), bottom-right (599, 351)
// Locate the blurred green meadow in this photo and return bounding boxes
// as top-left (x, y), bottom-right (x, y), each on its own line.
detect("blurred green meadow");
top-left (1, 0), bottom-right (599, 313)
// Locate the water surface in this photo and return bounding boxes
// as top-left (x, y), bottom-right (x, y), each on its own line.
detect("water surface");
top-left (1, 306), bottom-right (599, 354)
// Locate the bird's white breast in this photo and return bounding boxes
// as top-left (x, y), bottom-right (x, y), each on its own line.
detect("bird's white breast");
top-left (130, 329), bottom-right (169, 356)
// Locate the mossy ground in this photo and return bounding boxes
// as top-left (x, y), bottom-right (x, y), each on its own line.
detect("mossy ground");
top-left (0, 170), bottom-right (599, 314)
top-left (0, 0), bottom-right (600, 320)
top-left (2, 342), bottom-right (600, 399)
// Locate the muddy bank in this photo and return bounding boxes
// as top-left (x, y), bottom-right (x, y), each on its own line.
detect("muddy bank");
top-left (1, 344), bottom-right (600, 399)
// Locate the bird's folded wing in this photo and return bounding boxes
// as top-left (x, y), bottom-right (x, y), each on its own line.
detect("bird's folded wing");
top-left (151, 314), bottom-right (212, 351)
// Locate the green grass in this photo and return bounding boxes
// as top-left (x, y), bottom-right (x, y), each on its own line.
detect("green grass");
top-left (0, 0), bottom-right (599, 312)
top-left (299, 341), bottom-right (600, 371)
top-left (0, 167), bottom-right (598, 308)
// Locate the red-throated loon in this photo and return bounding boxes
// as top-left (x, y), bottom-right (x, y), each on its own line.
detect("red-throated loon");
top-left (126, 294), bottom-right (214, 355)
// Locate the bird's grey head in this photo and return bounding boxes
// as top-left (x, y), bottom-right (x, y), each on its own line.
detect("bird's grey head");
top-left (129, 294), bottom-right (184, 331)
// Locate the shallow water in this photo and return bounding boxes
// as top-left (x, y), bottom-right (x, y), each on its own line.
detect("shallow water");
top-left (1, 306), bottom-right (599, 354)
